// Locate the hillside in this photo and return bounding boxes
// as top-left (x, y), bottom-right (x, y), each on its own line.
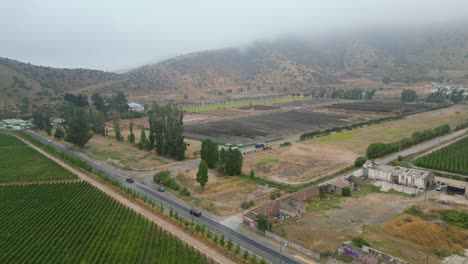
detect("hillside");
top-left (104, 45), bottom-right (339, 95)
top-left (272, 25), bottom-right (468, 83)
top-left (0, 57), bottom-right (120, 108)
top-left (1, 23), bottom-right (467, 109)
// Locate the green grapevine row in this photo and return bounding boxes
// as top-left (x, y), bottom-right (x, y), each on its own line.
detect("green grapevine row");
top-left (415, 136), bottom-right (468, 175)
top-left (0, 182), bottom-right (213, 263)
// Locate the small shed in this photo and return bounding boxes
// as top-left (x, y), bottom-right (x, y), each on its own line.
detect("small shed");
top-left (447, 184), bottom-right (466, 195)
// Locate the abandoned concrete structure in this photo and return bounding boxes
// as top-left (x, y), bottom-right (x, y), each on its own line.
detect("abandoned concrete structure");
top-left (363, 161), bottom-right (435, 189)
top-left (279, 197), bottom-right (305, 217)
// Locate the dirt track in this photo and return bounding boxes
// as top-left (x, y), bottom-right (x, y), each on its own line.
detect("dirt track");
top-left (17, 136), bottom-right (235, 264)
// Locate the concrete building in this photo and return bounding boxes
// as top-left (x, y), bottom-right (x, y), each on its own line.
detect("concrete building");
top-left (0, 119), bottom-right (29, 130)
top-left (363, 161), bottom-right (435, 189)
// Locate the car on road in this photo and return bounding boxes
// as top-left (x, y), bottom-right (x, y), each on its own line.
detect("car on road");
top-left (190, 209), bottom-right (202, 217)
top-left (158, 187), bottom-right (165, 192)
top-left (47, 139), bottom-right (51, 143)
top-left (126, 178), bottom-right (134, 183)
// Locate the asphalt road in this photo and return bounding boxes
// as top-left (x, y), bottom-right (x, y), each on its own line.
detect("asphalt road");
top-left (25, 130), bottom-right (303, 264)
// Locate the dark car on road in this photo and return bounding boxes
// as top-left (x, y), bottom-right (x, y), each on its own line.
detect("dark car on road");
top-left (190, 209), bottom-right (202, 217)
top-left (126, 178), bottom-right (134, 183)
top-left (158, 187), bottom-right (166, 192)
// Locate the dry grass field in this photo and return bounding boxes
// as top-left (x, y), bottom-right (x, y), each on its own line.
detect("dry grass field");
top-left (174, 169), bottom-right (275, 216)
top-left (305, 104), bottom-right (468, 155)
top-left (276, 190), bottom-right (467, 264)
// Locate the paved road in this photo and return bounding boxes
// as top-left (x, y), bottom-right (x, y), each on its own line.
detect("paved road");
top-left (25, 130), bottom-right (303, 264)
top-left (377, 128), bottom-right (467, 164)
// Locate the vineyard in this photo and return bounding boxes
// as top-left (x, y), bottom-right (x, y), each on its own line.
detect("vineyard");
top-left (0, 182), bottom-right (212, 263)
top-left (0, 133), bottom-right (77, 183)
top-left (415, 136), bottom-right (468, 175)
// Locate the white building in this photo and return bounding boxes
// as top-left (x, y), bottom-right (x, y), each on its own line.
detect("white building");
top-left (363, 161), bottom-right (434, 189)
top-left (127, 102), bottom-right (144, 112)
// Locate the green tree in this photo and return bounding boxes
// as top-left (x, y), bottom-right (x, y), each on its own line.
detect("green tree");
top-left (234, 244), bottom-right (241, 255)
top-left (243, 250), bottom-right (249, 260)
top-left (110, 91), bottom-right (128, 113)
top-left (227, 238), bottom-right (233, 251)
top-left (89, 108), bottom-right (106, 136)
top-left (54, 127), bottom-right (65, 140)
top-left (91, 92), bottom-right (106, 113)
top-left (196, 160), bottom-right (209, 191)
top-left (257, 214), bottom-right (271, 232)
top-left (127, 121), bottom-right (135, 143)
top-left (113, 117), bottom-right (123, 141)
top-left (19, 97), bottom-right (30, 114)
top-left (401, 89), bottom-right (418, 102)
top-left (382, 76), bottom-right (392, 84)
top-left (249, 169), bottom-right (255, 178)
top-left (218, 147), bottom-right (243, 175)
top-left (149, 103), bottom-right (186, 160)
top-left (220, 235), bottom-right (225, 247)
top-left (138, 129), bottom-right (152, 150)
top-left (201, 139), bottom-right (219, 168)
top-left (65, 108), bottom-right (92, 148)
top-left (250, 254), bottom-right (257, 264)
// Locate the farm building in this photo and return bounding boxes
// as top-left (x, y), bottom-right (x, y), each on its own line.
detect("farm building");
top-left (363, 161), bottom-right (435, 189)
top-left (321, 178), bottom-right (351, 195)
top-left (0, 119), bottom-right (29, 130)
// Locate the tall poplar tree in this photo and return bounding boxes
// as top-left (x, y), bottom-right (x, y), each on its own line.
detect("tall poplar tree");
top-left (196, 160), bottom-right (209, 191)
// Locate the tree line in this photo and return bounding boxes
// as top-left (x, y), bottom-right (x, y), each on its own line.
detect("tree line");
top-left (196, 138), bottom-right (243, 191)
top-left (366, 124), bottom-right (450, 159)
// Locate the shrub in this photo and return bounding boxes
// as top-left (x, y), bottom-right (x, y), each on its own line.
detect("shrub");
top-left (270, 190), bottom-right (281, 200)
top-left (241, 200), bottom-right (255, 209)
top-left (440, 210), bottom-right (468, 229)
top-left (153, 171), bottom-right (180, 191)
top-left (351, 237), bottom-right (370, 248)
top-left (280, 142), bottom-right (291, 147)
top-left (434, 249), bottom-right (452, 258)
top-left (341, 187), bottom-right (351, 197)
top-left (354, 156), bottom-right (367, 167)
top-left (179, 187), bottom-right (191, 196)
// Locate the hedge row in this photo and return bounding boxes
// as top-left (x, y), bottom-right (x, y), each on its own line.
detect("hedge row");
top-left (299, 115), bottom-right (404, 141)
top-left (366, 124), bottom-right (450, 159)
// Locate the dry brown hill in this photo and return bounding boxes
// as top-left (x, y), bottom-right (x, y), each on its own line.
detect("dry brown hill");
top-left (1, 23), bottom-right (467, 110)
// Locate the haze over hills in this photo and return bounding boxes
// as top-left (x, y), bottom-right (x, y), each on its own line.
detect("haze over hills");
top-left (1, 23), bottom-right (467, 108)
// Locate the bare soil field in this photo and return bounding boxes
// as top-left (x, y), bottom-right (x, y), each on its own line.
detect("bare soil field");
top-left (326, 101), bottom-right (435, 113)
top-left (184, 110), bottom-right (365, 144)
top-left (243, 105), bottom-right (468, 184)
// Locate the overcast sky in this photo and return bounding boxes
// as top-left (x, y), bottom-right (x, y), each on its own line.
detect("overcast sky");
top-left (1, 0), bottom-right (467, 71)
